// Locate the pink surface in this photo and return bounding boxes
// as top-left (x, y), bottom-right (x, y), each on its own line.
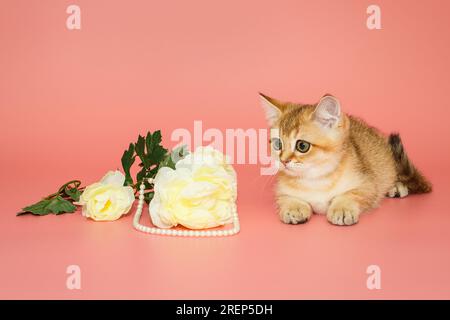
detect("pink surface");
top-left (1, 0), bottom-right (450, 299)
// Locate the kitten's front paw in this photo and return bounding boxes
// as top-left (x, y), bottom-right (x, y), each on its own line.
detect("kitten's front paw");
top-left (278, 201), bottom-right (312, 225)
top-left (327, 197), bottom-right (360, 226)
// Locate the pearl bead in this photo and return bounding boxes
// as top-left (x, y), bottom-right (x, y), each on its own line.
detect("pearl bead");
top-left (140, 184), bottom-right (146, 190)
top-left (132, 194), bottom-right (240, 237)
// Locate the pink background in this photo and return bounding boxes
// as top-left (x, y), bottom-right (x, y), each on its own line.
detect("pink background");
top-left (1, 0), bottom-right (450, 299)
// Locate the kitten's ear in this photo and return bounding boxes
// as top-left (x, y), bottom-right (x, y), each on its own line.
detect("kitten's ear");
top-left (313, 95), bottom-right (341, 128)
top-left (259, 93), bottom-right (284, 127)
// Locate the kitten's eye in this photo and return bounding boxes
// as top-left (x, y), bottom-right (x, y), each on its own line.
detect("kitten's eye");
top-left (271, 137), bottom-right (282, 151)
top-left (295, 140), bottom-right (311, 153)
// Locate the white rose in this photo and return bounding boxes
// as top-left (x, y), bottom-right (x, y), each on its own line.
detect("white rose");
top-left (78, 170), bottom-right (135, 221)
top-left (149, 146), bottom-right (237, 229)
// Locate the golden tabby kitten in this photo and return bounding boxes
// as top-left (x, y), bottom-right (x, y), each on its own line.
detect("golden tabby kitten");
top-left (261, 93), bottom-right (431, 226)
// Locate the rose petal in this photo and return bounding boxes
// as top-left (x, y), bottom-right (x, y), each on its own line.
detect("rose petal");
top-left (149, 145), bottom-right (236, 230)
top-left (100, 170), bottom-right (126, 187)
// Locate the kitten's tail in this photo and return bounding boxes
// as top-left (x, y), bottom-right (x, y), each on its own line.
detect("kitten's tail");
top-left (388, 133), bottom-right (432, 194)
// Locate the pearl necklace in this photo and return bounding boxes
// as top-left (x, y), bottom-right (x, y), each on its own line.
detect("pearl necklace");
top-left (133, 179), bottom-right (240, 237)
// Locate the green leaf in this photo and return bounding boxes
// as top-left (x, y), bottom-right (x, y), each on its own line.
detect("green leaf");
top-left (143, 179), bottom-right (153, 190)
top-left (148, 146), bottom-right (167, 166)
top-left (146, 130), bottom-right (162, 154)
top-left (135, 135), bottom-right (148, 168)
top-left (144, 191), bottom-right (154, 204)
top-left (145, 131), bottom-right (168, 166)
top-left (19, 200), bottom-right (51, 216)
top-left (121, 143), bottom-right (135, 186)
top-left (158, 155), bottom-right (175, 169)
top-left (65, 186), bottom-right (81, 202)
top-left (46, 196), bottom-right (77, 215)
top-left (135, 135), bottom-right (145, 155)
top-left (19, 196), bottom-right (76, 216)
top-left (119, 130), bottom-right (172, 196)
top-left (136, 167), bottom-right (147, 183)
top-left (159, 144), bottom-right (189, 170)
top-left (131, 131), bottom-right (169, 185)
top-left (58, 180), bottom-right (82, 202)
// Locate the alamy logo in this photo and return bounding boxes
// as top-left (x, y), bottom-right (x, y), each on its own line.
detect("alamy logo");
top-left (366, 265), bottom-right (381, 290)
top-left (66, 5), bottom-right (81, 30)
top-left (66, 265), bottom-right (81, 290)
top-left (366, 5), bottom-right (382, 30)
top-left (171, 121), bottom-right (279, 175)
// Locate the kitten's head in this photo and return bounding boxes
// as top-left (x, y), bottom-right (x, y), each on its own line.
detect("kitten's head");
top-left (260, 93), bottom-right (349, 178)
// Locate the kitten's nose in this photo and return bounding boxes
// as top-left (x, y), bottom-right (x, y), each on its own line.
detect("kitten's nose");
top-left (280, 151), bottom-right (292, 165)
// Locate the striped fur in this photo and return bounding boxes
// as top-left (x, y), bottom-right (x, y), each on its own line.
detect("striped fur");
top-left (388, 133), bottom-right (432, 194)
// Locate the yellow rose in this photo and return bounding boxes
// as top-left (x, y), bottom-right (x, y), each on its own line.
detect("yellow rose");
top-left (78, 170), bottom-right (135, 221)
top-left (149, 146), bottom-right (237, 229)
